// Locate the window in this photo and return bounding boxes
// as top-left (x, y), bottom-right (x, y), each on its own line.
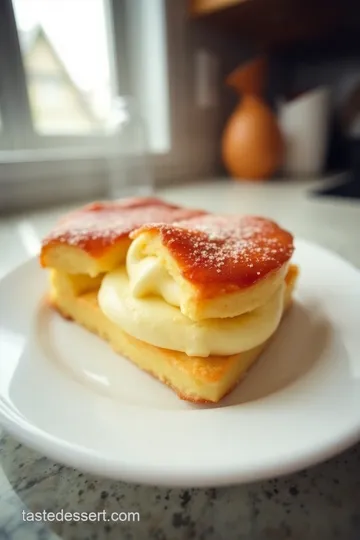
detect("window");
top-left (13, 0), bottom-right (112, 136)
top-left (0, 0), bottom-right (170, 154)
top-left (0, 0), bottom-right (214, 209)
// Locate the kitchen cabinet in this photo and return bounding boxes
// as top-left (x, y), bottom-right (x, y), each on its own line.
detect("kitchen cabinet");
top-left (189, 0), bottom-right (357, 48)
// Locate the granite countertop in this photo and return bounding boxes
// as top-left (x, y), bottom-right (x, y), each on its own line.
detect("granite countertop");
top-left (1, 177), bottom-right (360, 540)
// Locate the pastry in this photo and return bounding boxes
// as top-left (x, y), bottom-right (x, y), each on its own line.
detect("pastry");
top-left (40, 197), bottom-right (299, 403)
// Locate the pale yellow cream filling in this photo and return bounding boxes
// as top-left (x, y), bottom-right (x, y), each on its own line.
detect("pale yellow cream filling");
top-left (98, 267), bottom-right (285, 357)
top-left (128, 252), bottom-right (181, 307)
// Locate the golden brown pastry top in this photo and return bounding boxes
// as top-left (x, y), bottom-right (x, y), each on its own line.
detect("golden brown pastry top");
top-left (132, 214), bottom-right (294, 291)
top-left (40, 198), bottom-right (206, 260)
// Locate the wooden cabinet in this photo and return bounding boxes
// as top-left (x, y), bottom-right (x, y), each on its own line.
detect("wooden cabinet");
top-left (189, 0), bottom-right (353, 48)
top-left (189, 0), bottom-right (248, 16)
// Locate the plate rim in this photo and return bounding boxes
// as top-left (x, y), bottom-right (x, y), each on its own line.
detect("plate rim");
top-left (1, 404), bottom-right (360, 488)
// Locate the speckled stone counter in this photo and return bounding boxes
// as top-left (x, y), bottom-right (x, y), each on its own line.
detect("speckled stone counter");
top-left (1, 178), bottom-right (360, 540)
top-left (1, 430), bottom-right (360, 540)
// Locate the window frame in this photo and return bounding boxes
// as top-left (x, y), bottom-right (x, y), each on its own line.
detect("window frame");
top-left (0, 0), bottom-right (205, 210)
top-left (0, 0), bottom-right (130, 153)
top-left (0, 0), bottom-right (177, 153)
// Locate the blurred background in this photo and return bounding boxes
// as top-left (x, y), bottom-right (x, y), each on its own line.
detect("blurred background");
top-left (1, 0), bottom-right (360, 211)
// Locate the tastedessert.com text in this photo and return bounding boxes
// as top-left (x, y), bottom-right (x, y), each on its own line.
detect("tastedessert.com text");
top-left (22, 509), bottom-right (140, 523)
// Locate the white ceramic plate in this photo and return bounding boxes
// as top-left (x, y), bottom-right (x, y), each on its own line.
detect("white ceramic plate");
top-left (1, 238), bottom-right (360, 487)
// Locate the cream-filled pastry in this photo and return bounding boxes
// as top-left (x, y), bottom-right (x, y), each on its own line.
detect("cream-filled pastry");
top-left (40, 198), bottom-right (299, 404)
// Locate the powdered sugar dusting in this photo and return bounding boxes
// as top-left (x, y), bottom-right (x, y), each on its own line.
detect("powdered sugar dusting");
top-left (43, 202), bottom-right (205, 251)
top-left (158, 214), bottom-right (294, 283)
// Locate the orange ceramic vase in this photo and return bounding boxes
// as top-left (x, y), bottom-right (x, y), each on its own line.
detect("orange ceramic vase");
top-left (222, 57), bottom-right (284, 180)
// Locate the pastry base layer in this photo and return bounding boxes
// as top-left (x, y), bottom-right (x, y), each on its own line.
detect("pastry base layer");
top-left (49, 265), bottom-right (299, 403)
